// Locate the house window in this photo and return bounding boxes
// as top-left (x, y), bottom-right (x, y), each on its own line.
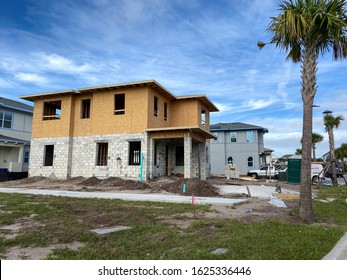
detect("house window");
top-left (227, 156), bottom-right (234, 164)
top-left (24, 151), bottom-right (30, 164)
top-left (0, 111), bottom-right (13, 129)
top-left (247, 156), bottom-right (254, 167)
top-left (129, 141), bottom-right (141, 165)
top-left (81, 99), bottom-right (91, 119)
top-left (175, 146), bottom-right (184, 166)
top-left (230, 132), bottom-right (237, 142)
top-left (154, 96), bottom-right (158, 116)
top-left (164, 102), bottom-right (168, 121)
top-left (114, 93), bottom-right (125, 115)
top-left (246, 131), bottom-right (254, 142)
top-left (44, 145), bottom-right (54, 166)
top-left (201, 109), bottom-right (206, 126)
top-left (43, 100), bottom-right (61, 120)
top-left (96, 142), bottom-right (108, 166)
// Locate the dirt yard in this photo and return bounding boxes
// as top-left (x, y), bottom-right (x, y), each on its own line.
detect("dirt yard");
top-left (0, 175), bottom-right (305, 223)
top-left (0, 176), bottom-right (310, 259)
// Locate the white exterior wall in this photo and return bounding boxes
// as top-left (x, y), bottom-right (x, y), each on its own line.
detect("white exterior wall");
top-left (0, 105), bottom-right (32, 173)
top-left (210, 130), bottom-right (265, 176)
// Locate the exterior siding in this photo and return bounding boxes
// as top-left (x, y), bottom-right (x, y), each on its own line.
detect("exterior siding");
top-left (210, 127), bottom-right (268, 176)
top-left (0, 98), bottom-right (33, 172)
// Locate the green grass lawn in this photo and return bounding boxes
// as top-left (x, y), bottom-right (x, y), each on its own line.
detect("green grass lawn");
top-left (0, 186), bottom-right (346, 260)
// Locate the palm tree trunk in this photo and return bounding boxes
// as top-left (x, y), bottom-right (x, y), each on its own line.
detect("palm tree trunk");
top-left (299, 42), bottom-right (317, 223)
top-left (328, 129), bottom-right (338, 187)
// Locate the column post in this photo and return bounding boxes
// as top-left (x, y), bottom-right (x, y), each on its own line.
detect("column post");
top-left (184, 134), bottom-right (193, 178)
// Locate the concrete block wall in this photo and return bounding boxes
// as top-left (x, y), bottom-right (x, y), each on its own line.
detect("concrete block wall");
top-left (28, 136), bottom-right (71, 178)
top-left (29, 132), bottom-right (148, 180)
top-left (184, 135), bottom-right (193, 178)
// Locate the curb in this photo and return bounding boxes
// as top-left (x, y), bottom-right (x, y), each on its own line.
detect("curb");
top-left (322, 232), bottom-right (347, 260)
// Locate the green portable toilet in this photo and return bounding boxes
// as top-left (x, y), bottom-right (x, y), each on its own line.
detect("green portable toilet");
top-left (287, 156), bottom-right (301, 184)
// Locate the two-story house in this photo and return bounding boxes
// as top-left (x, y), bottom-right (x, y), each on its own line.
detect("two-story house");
top-left (0, 97), bottom-right (33, 173)
top-left (21, 80), bottom-right (218, 181)
top-left (209, 122), bottom-right (271, 175)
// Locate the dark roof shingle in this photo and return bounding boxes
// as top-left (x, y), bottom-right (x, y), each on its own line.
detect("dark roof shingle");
top-left (0, 97), bottom-right (33, 113)
top-left (211, 122), bottom-right (268, 133)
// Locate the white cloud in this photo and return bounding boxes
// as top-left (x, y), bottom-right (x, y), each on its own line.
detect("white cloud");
top-left (34, 53), bottom-right (93, 74)
top-left (213, 102), bottom-right (233, 113)
top-left (15, 72), bottom-right (48, 84)
top-left (243, 98), bottom-right (278, 110)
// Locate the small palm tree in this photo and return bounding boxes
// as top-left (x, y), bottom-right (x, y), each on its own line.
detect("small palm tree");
top-left (324, 113), bottom-right (344, 186)
top-left (312, 133), bottom-right (324, 160)
top-left (259, 0), bottom-right (347, 222)
top-left (295, 148), bottom-right (302, 155)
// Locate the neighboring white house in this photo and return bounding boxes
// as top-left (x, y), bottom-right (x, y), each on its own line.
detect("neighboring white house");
top-left (209, 122), bottom-right (272, 175)
top-left (0, 97), bottom-right (33, 173)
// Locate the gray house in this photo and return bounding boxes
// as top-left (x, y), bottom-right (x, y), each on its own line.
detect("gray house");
top-left (0, 97), bottom-right (33, 173)
top-left (209, 122), bottom-right (270, 175)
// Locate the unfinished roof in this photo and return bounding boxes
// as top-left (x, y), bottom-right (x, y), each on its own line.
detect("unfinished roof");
top-left (211, 122), bottom-right (269, 133)
top-left (20, 80), bottom-right (219, 112)
top-left (175, 94), bottom-right (219, 112)
top-left (146, 126), bottom-right (217, 140)
top-left (77, 80), bottom-right (177, 101)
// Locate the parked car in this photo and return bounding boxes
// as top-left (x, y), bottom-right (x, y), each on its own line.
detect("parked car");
top-left (266, 163), bottom-right (324, 183)
top-left (247, 166), bottom-right (278, 179)
top-left (311, 163), bottom-right (325, 183)
top-left (324, 166), bottom-right (344, 178)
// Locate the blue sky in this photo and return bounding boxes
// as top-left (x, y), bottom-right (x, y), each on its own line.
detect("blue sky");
top-left (1, 0), bottom-right (346, 158)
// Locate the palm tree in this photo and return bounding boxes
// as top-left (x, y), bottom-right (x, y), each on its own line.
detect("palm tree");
top-left (324, 113), bottom-right (344, 186)
top-left (259, 0), bottom-right (347, 222)
top-left (312, 133), bottom-right (324, 160)
top-left (335, 143), bottom-right (347, 160)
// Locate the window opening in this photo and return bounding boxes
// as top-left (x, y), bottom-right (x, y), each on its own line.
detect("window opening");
top-left (175, 146), bottom-right (184, 166)
top-left (247, 156), bottom-right (254, 167)
top-left (96, 142), bottom-right (108, 166)
top-left (81, 99), bottom-right (91, 119)
top-left (246, 131), bottom-right (254, 142)
top-left (24, 151), bottom-right (30, 164)
top-left (114, 94), bottom-right (125, 115)
top-left (43, 101), bottom-right (61, 120)
top-left (44, 145), bottom-right (54, 166)
top-left (0, 111), bottom-right (13, 128)
top-left (164, 102), bottom-right (168, 121)
top-left (154, 96), bottom-right (158, 116)
top-left (201, 109), bottom-right (206, 126)
top-left (227, 156), bottom-right (234, 164)
top-left (129, 141), bottom-right (141, 165)
top-left (230, 132), bottom-right (237, 142)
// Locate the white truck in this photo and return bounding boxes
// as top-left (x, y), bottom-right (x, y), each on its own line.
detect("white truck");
top-left (247, 166), bottom-right (278, 179)
top-left (247, 163), bottom-right (324, 182)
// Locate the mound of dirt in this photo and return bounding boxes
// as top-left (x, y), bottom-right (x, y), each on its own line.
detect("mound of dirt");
top-left (150, 178), bottom-right (221, 197)
top-left (77, 177), bottom-right (102, 186)
top-left (76, 176), bottom-right (150, 190)
top-left (101, 177), bottom-right (151, 190)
